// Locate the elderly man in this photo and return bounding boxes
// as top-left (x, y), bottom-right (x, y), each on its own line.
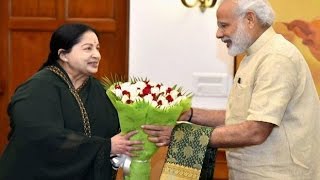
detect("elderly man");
top-left (143, 0), bottom-right (320, 179)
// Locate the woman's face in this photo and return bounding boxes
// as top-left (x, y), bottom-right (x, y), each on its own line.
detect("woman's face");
top-left (64, 31), bottom-right (101, 76)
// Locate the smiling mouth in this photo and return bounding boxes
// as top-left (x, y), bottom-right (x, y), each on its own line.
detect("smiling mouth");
top-left (222, 39), bottom-right (232, 48)
top-left (225, 41), bottom-right (231, 48)
top-left (88, 62), bottom-right (99, 66)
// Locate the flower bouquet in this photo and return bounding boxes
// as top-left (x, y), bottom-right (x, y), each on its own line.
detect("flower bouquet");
top-left (102, 77), bottom-right (192, 180)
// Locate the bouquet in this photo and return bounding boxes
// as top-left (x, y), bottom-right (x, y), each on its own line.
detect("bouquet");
top-left (102, 77), bottom-right (192, 180)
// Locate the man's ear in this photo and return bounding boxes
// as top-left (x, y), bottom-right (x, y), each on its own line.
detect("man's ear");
top-left (245, 11), bottom-right (256, 29)
top-left (58, 49), bottom-right (68, 62)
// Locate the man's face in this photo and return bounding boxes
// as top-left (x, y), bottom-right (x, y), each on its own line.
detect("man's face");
top-left (221, 20), bottom-right (252, 56)
top-left (216, 1), bottom-right (252, 56)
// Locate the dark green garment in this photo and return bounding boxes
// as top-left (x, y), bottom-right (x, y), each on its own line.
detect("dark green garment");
top-left (0, 66), bottom-right (120, 180)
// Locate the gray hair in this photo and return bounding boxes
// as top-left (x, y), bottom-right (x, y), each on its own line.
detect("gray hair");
top-left (234, 0), bottom-right (275, 27)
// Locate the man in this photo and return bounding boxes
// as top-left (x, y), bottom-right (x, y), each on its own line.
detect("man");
top-left (142, 0), bottom-right (320, 179)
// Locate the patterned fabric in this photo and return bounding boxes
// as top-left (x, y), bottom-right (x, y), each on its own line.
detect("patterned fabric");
top-left (160, 122), bottom-right (215, 180)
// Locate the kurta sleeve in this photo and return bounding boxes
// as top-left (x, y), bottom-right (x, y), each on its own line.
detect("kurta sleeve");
top-left (247, 54), bottom-right (298, 125)
top-left (3, 76), bottom-right (114, 180)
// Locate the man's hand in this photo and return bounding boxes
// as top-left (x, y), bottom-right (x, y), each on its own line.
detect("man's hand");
top-left (141, 125), bottom-right (173, 146)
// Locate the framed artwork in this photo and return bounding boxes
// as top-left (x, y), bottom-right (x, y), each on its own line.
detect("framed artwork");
top-left (235, 0), bottom-right (320, 96)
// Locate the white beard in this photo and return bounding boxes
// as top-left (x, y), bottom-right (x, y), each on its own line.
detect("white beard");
top-left (222, 22), bottom-right (252, 56)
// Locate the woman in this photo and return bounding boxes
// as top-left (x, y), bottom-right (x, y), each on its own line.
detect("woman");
top-left (0, 23), bottom-right (142, 180)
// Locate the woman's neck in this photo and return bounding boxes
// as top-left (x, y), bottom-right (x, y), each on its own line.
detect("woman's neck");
top-left (58, 61), bottom-right (89, 89)
top-left (71, 75), bottom-right (88, 90)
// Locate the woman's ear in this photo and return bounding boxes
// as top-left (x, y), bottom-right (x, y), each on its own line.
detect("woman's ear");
top-left (58, 49), bottom-right (68, 62)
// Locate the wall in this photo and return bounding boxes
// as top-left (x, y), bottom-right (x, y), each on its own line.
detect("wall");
top-left (129, 0), bottom-right (234, 109)
top-left (269, 0), bottom-right (320, 96)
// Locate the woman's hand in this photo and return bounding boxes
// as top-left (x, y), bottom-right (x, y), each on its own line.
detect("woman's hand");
top-left (141, 125), bottom-right (173, 147)
top-left (111, 130), bottom-right (143, 157)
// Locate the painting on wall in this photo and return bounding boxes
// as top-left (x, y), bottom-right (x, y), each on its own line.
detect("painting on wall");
top-left (235, 0), bottom-right (320, 96)
top-left (271, 0), bottom-right (320, 96)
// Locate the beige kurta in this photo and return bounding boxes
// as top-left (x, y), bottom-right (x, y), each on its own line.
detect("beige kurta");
top-left (225, 27), bottom-right (320, 180)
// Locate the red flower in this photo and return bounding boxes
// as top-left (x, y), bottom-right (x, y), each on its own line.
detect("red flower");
top-left (115, 84), bottom-right (121, 89)
top-left (122, 90), bottom-right (130, 98)
top-left (107, 78), bottom-right (192, 109)
top-left (166, 95), bottom-right (174, 102)
top-left (142, 85), bottom-right (152, 96)
top-left (166, 87), bottom-right (172, 94)
top-left (156, 84), bottom-right (162, 89)
top-left (152, 93), bottom-right (157, 101)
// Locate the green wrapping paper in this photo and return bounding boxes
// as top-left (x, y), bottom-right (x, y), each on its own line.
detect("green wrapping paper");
top-left (106, 84), bottom-right (192, 180)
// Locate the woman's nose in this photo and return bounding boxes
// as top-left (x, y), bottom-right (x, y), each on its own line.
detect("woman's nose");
top-left (93, 48), bottom-right (101, 59)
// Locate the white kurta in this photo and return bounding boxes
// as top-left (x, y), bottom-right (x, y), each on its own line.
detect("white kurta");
top-left (225, 27), bottom-right (320, 180)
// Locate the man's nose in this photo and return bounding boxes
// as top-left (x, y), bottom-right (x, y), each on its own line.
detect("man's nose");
top-left (216, 28), bottom-right (223, 39)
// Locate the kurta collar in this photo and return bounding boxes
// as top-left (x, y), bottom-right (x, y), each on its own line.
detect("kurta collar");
top-left (246, 27), bottom-right (276, 56)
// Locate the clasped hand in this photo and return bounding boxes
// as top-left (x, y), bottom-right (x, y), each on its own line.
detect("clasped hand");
top-left (111, 131), bottom-right (143, 157)
top-left (141, 111), bottom-right (190, 147)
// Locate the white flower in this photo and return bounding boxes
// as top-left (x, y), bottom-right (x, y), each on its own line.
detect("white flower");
top-left (109, 80), bottom-right (191, 109)
top-left (121, 94), bottom-right (130, 104)
top-left (143, 94), bottom-right (153, 104)
top-left (134, 81), bottom-right (146, 90)
top-left (151, 87), bottom-right (160, 94)
top-left (113, 89), bottom-right (123, 98)
top-left (159, 85), bottom-right (168, 93)
top-left (170, 90), bottom-right (179, 99)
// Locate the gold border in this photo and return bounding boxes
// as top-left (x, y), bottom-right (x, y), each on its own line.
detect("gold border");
top-left (160, 162), bottom-right (201, 180)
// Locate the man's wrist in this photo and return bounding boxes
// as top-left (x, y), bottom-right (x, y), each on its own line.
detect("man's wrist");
top-left (187, 108), bottom-right (193, 122)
